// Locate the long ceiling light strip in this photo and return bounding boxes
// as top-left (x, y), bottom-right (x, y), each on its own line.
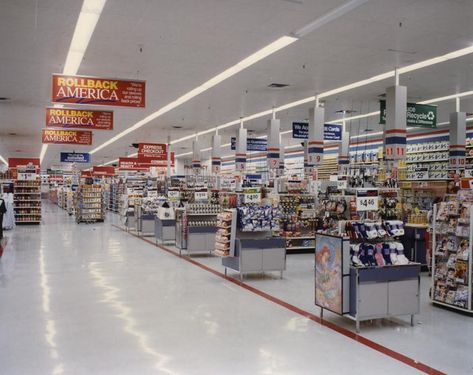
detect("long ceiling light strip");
top-left (92, 0), bottom-right (373, 156)
top-left (167, 46), bottom-right (473, 151)
top-left (90, 36), bottom-right (297, 154)
top-left (0, 155), bottom-right (7, 165)
top-left (40, 0), bottom-right (107, 164)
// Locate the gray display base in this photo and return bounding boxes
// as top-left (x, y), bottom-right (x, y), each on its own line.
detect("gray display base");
top-left (222, 233), bottom-right (286, 280)
top-left (155, 218), bottom-right (176, 244)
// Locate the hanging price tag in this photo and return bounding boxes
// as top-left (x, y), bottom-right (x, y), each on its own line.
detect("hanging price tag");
top-left (194, 191), bottom-right (208, 201)
top-left (356, 189), bottom-right (379, 211)
top-left (356, 196), bottom-right (379, 211)
top-left (168, 190), bottom-right (180, 200)
top-left (244, 192), bottom-right (261, 204)
top-left (413, 171), bottom-right (429, 180)
top-left (337, 180), bottom-right (347, 190)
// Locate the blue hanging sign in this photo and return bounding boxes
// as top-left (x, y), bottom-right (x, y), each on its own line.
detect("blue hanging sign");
top-left (60, 152), bottom-right (90, 163)
top-left (230, 137), bottom-right (267, 151)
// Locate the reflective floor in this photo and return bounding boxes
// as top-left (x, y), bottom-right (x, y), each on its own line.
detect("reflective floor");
top-left (0, 204), bottom-right (470, 374)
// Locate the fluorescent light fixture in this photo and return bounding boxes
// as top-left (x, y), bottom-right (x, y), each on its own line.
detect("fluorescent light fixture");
top-left (40, 0), bottom-right (107, 164)
top-left (419, 90), bottom-right (473, 104)
top-left (90, 35), bottom-right (297, 154)
top-left (63, 0), bottom-right (107, 75)
top-left (292, 0), bottom-right (369, 38)
top-left (0, 154), bottom-right (7, 165)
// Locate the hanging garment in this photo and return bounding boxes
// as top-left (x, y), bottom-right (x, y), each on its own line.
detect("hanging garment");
top-left (2, 193), bottom-right (15, 230)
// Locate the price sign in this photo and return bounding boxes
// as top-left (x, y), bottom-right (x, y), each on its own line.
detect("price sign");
top-left (413, 171), bottom-right (429, 180)
top-left (244, 192), bottom-right (261, 204)
top-left (147, 191), bottom-right (158, 198)
top-left (337, 180), bottom-right (347, 190)
top-left (168, 190), bottom-right (180, 200)
top-left (194, 191), bottom-right (208, 201)
top-left (356, 189), bottom-right (379, 212)
top-left (465, 169), bottom-right (473, 178)
top-left (356, 196), bottom-right (379, 211)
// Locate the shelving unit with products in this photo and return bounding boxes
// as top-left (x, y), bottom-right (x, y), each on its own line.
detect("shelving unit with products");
top-left (279, 194), bottom-right (316, 252)
top-left (75, 185), bottom-right (104, 223)
top-left (432, 192), bottom-right (473, 313)
top-left (14, 178), bottom-right (42, 224)
top-left (214, 209), bottom-right (236, 257)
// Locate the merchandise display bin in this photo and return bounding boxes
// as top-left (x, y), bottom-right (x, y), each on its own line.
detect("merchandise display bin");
top-left (349, 264), bottom-right (421, 332)
top-left (222, 236), bottom-right (286, 280)
top-left (155, 217), bottom-right (176, 244)
top-left (135, 206), bottom-right (155, 236)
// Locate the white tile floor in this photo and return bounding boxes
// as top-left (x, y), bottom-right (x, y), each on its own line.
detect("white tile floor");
top-left (0, 203), bottom-right (471, 374)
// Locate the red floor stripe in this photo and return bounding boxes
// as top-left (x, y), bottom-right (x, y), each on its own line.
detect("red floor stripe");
top-left (113, 224), bottom-right (445, 375)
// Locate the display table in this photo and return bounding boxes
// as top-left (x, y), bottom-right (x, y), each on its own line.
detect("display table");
top-left (179, 226), bottom-right (217, 255)
top-left (222, 237), bottom-right (286, 280)
top-left (155, 217), bottom-right (176, 244)
top-left (135, 206), bottom-right (155, 236)
top-left (348, 264), bottom-right (421, 332)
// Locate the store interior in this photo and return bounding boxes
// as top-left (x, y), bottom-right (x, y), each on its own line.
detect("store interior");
top-left (1, 0), bottom-right (473, 374)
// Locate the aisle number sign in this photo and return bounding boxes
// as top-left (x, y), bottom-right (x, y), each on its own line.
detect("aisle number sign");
top-left (356, 189), bottom-right (379, 211)
top-left (41, 129), bottom-right (92, 145)
top-left (46, 107), bottom-right (113, 130)
top-left (52, 74), bottom-right (145, 107)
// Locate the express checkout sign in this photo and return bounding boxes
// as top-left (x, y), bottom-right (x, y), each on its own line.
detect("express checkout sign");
top-left (292, 122), bottom-right (342, 141)
top-left (51, 74), bottom-right (145, 108)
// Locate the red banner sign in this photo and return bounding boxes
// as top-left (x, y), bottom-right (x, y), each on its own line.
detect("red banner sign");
top-left (41, 129), bottom-right (92, 145)
top-left (118, 157), bottom-right (148, 171)
top-left (46, 107), bottom-right (113, 130)
top-left (8, 158), bottom-right (40, 169)
top-left (52, 74), bottom-right (145, 107)
top-left (92, 166), bottom-right (115, 176)
top-left (138, 143), bottom-right (167, 159)
top-left (80, 171), bottom-right (93, 178)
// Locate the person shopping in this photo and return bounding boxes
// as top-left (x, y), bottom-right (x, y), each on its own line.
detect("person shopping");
top-left (0, 197), bottom-right (6, 239)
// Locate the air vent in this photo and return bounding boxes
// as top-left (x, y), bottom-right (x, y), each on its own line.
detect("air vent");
top-left (0, 97), bottom-right (10, 101)
top-left (9, 132), bottom-right (17, 136)
top-left (172, 125), bottom-right (183, 129)
top-left (268, 83), bottom-right (289, 88)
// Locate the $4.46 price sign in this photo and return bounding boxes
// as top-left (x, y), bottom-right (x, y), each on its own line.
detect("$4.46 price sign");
top-left (356, 189), bottom-right (379, 212)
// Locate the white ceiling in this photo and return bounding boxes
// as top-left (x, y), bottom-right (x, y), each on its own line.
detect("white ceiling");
top-left (1, 0), bottom-right (473, 168)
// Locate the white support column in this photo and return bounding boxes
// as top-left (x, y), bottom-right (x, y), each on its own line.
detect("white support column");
top-left (449, 111), bottom-right (466, 170)
top-left (307, 105), bottom-right (325, 180)
top-left (192, 138), bottom-right (201, 175)
top-left (303, 141), bottom-right (312, 179)
top-left (338, 130), bottom-right (350, 175)
top-left (166, 135), bottom-right (172, 178)
top-left (267, 118), bottom-right (281, 178)
top-left (384, 85), bottom-right (407, 178)
top-left (211, 134), bottom-right (222, 174)
top-left (235, 127), bottom-right (247, 181)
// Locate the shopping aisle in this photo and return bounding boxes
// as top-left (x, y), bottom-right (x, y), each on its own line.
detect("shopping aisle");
top-left (0, 206), bottom-right (431, 374)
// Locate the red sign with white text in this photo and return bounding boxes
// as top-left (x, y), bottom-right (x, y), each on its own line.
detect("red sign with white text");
top-left (8, 158), bottom-right (40, 169)
top-left (118, 154), bottom-right (175, 170)
top-left (138, 143), bottom-right (167, 159)
top-left (118, 157), bottom-right (148, 171)
top-left (41, 129), bottom-right (92, 145)
top-left (80, 171), bottom-right (93, 178)
top-left (92, 166), bottom-right (115, 176)
top-left (52, 74), bottom-right (145, 107)
top-left (46, 107), bottom-right (113, 130)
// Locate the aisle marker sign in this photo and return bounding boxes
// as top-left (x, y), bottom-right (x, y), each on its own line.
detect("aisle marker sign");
top-left (379, 100), bottom-right (437, 128)
top-left (60, 152), bottom-right (90, 163)
top-left (46, 107), bottom-right (113, 130)
top-left (92, 166), bottom-right (115, 176)
top-left (51, 74), bottom-right (145, 107)
top-left (41, 129), bottom-right (92, 145)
